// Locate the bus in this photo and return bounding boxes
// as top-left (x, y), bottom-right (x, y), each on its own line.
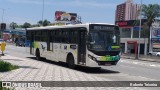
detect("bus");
top-left (26, 23), bottom-right (121, 68)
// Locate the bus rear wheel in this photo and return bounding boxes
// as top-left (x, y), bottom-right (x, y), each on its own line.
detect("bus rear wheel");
top-left (67, 55), bottom-right (75, 69)
top-left (36, 49), bottom-right (41, 60)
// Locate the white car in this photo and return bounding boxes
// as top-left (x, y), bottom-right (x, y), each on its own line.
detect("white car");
top-left (148, 52), bottom-right (157, 56)
top-left (156, 52), bottom-right (160, 56)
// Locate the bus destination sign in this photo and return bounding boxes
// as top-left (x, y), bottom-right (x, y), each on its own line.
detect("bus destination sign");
top-left (90, 25), bottom-right (115, 31)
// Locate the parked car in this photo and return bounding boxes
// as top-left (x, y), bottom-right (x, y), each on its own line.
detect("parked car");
top-left (148, 52), bottom-right (157, 56)
top-left (149, 51), bottom-right (160, 56)
top-left (156, 52), bottom-right (160, 56)
top-left (16, 40), bottom-right (25, 47)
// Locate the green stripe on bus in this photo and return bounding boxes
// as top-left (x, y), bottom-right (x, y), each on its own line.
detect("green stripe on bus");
top-left (100, 55), bottom-right (119, 61)
top-left (111, 46), bottom-right (120, 49)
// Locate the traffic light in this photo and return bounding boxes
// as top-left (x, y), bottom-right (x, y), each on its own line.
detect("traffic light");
top-left (0, 23), bottom-right (6, 30)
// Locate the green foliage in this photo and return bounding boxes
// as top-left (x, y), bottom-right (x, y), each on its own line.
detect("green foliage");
top-left (22, 22), bottom-right (31, 28)
top-left (142, 4), bottom-right (160, 27)
top-left (0, 61), bottom-right (19, 72)
top-left (10, 22), bottom-right (18, 29)
top-left (38, 19), bottom-right (51, 26)
top-left (141, 4), bottom-right (160, 49)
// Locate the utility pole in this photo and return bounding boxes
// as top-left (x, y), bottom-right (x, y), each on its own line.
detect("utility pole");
top-left (137, 0), bottom-right (142, 59)
top-left (42, 0), bottom-right (44, 24)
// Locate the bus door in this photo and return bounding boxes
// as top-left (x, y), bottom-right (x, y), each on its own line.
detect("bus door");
top-left (53, 30), bottom-right (61, 61)
top-left (46, 30), bottom-right (51, 60)
top-left (30, 32), bottom-right (34, 54)
top-left (78, 28), bottom-right (87, 65)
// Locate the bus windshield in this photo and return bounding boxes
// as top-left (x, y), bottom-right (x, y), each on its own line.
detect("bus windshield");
top-left (88, 31), bottom-right (119, 51)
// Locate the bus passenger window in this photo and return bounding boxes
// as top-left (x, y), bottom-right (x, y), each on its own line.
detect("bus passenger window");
top-left (70, 30), bottom-right (77, 44)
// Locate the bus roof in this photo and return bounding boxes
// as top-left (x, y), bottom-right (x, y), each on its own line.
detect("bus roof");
top-left (27, 23), bottom-right (116, 31)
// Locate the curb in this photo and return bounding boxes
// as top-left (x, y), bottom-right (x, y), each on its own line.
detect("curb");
top-left (121, 56), bottom-right (160, 63)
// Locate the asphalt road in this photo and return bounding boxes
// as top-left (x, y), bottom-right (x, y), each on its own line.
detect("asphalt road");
top-left (4, 44), bottom-right (160, 81)
top-left (101, 59), bottom-right (160, 80)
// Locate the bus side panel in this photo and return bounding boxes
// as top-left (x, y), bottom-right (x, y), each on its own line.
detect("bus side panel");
top-left (32, 41), bottom-right (47, 58)
top-left (51, 43), bottom-right (61, 62)
top-left (50, 43), bottom-right (56, 61)
top-left (60, 44), bottom-right (78, 64)
top-left (60, 44), bottom-right (69, 62)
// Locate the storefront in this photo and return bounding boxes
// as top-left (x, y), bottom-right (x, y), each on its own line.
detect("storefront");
top-left (116, 20), bottom-right (148, 55)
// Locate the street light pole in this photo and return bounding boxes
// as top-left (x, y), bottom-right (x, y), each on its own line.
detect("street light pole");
top-left (42, 0), bottom-right (44, 23)
top-left (137, 0), bottom-right (142, 59)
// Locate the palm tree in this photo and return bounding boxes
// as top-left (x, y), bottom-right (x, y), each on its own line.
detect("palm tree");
top-left (142, 4), bottom-right (160, 29)
top-left (141, 4), bottom-right (160, 52)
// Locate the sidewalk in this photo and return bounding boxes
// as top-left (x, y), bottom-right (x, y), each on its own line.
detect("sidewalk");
top-left (0, 55), bottom-right (149, 90)
top-left (121, 53), bottom-right (160, 63)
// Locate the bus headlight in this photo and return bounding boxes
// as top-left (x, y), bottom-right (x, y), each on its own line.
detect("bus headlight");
top-left (88, 54), bottom-right (97, 61)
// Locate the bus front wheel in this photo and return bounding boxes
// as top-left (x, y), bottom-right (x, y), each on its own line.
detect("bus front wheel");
top-left (67, 55), bottom-right (75, 69)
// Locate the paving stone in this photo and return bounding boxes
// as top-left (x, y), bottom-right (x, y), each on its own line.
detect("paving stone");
top-left (0, 55), bottom-right (148, 90)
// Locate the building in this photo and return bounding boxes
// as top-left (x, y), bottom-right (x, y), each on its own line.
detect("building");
top-left (115, 0), bottom-right (140, 21)
top-left (115, 0), bottom-right (160, 55)
top-left (116, 19), bottom-right (160, 55)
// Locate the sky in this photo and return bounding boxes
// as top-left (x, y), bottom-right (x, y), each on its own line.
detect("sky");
top-left (0, 0), bottom-right (160, 25)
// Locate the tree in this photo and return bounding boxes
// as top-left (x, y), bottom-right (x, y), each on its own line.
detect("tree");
top-left (141, 4), bottom-right (160, 51)
top-left (142, 4), bottom-right (160, 29)
top-left (38, 20), bottom-right (43, 26)
top-left (43, 20), bottom-right (51, 26)
top-left (38, 19), bottom-right (51, 26)
top-left (10, 22), bottom-right (18, 29)
top-left (22, 22), bottom-right (31, 28)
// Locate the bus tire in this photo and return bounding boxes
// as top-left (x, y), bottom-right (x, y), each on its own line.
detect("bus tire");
top-left (67, 55), bottom-right (75, 69)
top-left (36, 49), bottom-right (41, 60)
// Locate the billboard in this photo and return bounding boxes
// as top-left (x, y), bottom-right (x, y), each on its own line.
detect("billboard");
top-left (151, 27), bottom-right (160, 52)
top-left (152, 27), bottom-right (160, 38)
top-left (55, 11), bottom-right (77, 21)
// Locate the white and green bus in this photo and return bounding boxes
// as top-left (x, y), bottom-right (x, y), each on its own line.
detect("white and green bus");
top-left (26, 23), bottom-right (121, 68)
